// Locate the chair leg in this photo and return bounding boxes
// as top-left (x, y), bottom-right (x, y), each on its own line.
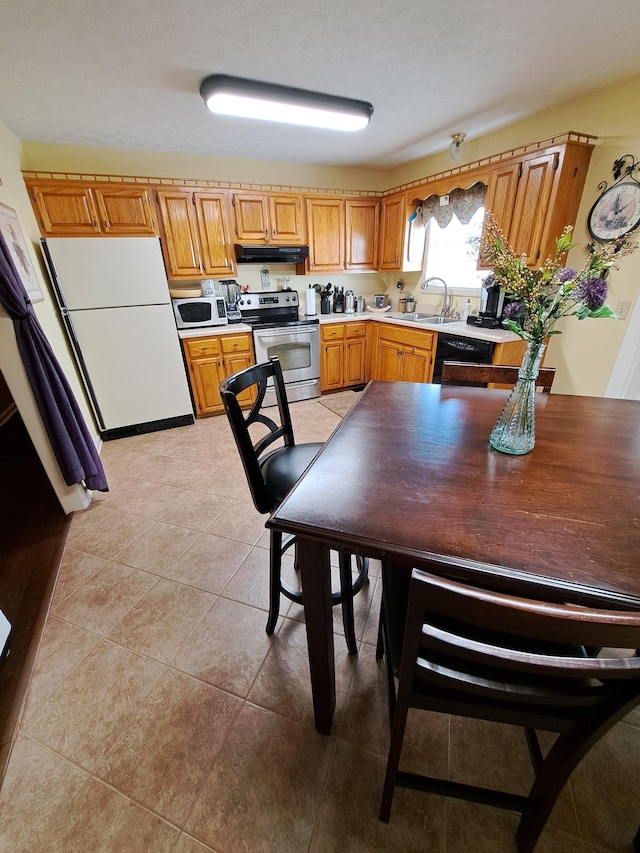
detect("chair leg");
top-left (515, 715), bottom-right (622, 853)
top-left (376, 600), bottom-right (397, 726)
top-left (339, 552), bottom-right (358, 655)
top-left (379, 692), bottom-right (410, 822)
top-left (375, 601), bottom-right (385, 661)
top-left (266, 529), bottom-right (282, 635)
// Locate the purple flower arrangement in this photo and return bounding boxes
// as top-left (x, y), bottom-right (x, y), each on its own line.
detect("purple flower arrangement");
top-left (480, 214), bottom-right (637, 346)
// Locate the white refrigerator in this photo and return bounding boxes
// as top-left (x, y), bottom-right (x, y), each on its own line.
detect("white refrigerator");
top-left (42, 237), bottom-right (194, 438)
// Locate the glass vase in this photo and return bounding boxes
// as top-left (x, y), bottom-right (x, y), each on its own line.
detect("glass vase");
top-left (489, 341), bottom-right (546, 455)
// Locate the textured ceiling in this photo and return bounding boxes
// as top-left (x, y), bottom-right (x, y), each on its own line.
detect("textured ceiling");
top-left (2, 0), bottom-right (640, 170)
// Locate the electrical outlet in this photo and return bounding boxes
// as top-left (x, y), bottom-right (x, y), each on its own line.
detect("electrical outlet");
top-left (615, 300), bottom-right (631, 320)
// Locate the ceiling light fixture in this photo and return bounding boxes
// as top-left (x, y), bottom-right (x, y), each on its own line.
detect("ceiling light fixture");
top-left (199, 74), bottom-right (373, 132)
top-left (449, 133), bottom-right (466, 161)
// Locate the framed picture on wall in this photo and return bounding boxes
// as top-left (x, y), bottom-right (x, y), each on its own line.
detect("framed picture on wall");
top-left (0, 202), bottom-right (44, 303)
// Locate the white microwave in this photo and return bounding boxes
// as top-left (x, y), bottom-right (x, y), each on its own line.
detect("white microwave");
top-left (172, 296), bottom-right (228, 329)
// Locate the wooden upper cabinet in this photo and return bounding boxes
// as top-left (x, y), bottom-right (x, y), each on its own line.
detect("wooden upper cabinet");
top-left (157, 189), bottom-right (237, 278)
top-left (233, 192), bottom-right (305, 244)
top-left (378, 194), bottom-right (405, 271)
top-left (155, 189), bottom-right (203, 278)
top-left (484, 162), bottom-right (521, 238)
top-left (27, 181), bottom-right (101, 235)
top-left (269, 194), bottom-right (305, 243)
top-left (508, 152), bottom-right (558, 265)
top-left (482, 141), bottom-right (593, 268)
top-left (345, 198), bottom-right (379, 270)
top-left (93, 186), bottom-right (158, 235)
top-left (26, 180), bottom-right (158, 236)
top-left (537, 141), bottom-right (594, 264)
top-left (194, 191), bottom-right (236, 276)
top-left (233, 193), bottom-right (270, 242)
top-left (306, 197), bottom-right (345, 272)
top-left (305, 196), bottom-right (379, 273)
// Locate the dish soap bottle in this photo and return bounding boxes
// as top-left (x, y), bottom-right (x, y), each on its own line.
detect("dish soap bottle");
top-left (462, 299), bottom-right (471, 321)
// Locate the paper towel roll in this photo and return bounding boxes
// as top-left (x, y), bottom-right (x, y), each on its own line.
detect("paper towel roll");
top-left (306, 286), bottom-right (317, 315)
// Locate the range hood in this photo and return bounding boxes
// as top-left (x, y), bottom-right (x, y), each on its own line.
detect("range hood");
top-left (235, 244), bottom-right (309, 264)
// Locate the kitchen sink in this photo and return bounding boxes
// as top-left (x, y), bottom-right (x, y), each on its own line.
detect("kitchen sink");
top-left (388, 312), bottom-right (460, 325)
top-left (388, 312), bottom-right (435, 321)
top-left (412, 316), bottom-right (460, 325)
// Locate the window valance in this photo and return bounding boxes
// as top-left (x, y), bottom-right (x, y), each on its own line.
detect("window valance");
top-left (418, 181), bottom-right (486, 228)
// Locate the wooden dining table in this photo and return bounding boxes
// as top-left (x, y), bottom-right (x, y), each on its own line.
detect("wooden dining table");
top-left (267, 381), bottom-right (640, 734)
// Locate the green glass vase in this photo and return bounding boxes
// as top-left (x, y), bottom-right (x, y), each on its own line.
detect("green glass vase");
top-left (489, 341), bottom-right (546, 455)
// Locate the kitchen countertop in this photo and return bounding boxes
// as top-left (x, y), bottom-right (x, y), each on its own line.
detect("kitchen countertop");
top-left (177, 323), bottom-right (253, 339)
top-left (311, 311), bottom-right (521, 344)
top-left (177, 312), bottom-right (521, 345)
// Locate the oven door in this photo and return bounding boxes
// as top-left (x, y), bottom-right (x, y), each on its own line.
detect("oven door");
top-left (252, 323), bottom-right (320, 403)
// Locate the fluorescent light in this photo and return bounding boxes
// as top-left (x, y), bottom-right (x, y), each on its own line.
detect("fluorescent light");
top-left (200, 75), bottom-right (373, 132)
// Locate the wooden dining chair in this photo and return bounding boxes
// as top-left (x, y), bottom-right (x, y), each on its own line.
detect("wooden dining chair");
top-left (220, 356), bottom-right (368, 654)
top-left (376, 564), bottom-right (640, 852)
top-left (441, 361), bottom-right (556, 393)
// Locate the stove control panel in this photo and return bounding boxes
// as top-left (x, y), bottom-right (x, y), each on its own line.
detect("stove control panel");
top-left (239, 292), bottom-right (299, 309)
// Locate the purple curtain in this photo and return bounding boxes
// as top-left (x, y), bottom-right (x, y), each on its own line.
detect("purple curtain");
top-left (0, 232), bottom-right (108, 492)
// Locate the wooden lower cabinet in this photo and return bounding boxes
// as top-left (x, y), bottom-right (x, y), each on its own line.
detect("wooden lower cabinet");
top-left (320, 322), bottom-right (368, 392)
top-left (182, 332), bottom-right (255, 416)
top-left (374, 324), bottom-right (435, 383)
top-left (492, 338), bottom-right (528, 366)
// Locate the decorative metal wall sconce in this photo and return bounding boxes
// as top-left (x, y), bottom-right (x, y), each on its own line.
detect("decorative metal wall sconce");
top-left (449, 133), bottom-right (466, 161)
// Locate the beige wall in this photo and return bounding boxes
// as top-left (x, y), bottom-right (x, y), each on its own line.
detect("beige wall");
top-left (21, 141), bottom-right (390, 194)
top-left (15, 72), bottom-right (640, 396)
top-left (0, 119), bottom-right (96, 512)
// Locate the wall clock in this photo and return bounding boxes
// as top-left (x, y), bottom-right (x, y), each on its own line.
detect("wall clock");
top-left (587, 155), bottom-right (640, 244)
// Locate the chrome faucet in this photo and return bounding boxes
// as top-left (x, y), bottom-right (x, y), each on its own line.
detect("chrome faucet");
top-left (421, 277), bottom-right (452, 317)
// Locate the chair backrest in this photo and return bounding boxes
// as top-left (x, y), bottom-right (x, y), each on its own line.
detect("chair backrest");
top-left (220, 357), bottom-right (295, 514)
top-left (398, 568), bottom-right (640, 720)
top-left (441, 361), bottom-right (556, 393)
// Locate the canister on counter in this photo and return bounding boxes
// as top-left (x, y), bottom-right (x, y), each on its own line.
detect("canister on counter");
top-left (398, 294), bottom-right (407, 313)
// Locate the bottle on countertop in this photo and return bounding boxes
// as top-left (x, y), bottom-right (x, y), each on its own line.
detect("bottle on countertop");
top-left (462, 299), bottom-right (471, 321)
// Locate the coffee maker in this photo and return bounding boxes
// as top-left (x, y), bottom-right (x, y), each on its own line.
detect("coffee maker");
top-left (466, 276), bottom-right (505, 329)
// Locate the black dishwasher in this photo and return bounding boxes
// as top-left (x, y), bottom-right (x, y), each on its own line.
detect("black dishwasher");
top-left (432, 333), bottom-right (494, 384)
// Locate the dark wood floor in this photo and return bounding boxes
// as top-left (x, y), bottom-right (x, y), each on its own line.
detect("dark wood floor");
top-left (0, 412), bottom-right (71, 783)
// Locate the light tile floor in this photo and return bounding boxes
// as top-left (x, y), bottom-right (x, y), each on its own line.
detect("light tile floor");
top-left (1, 398), bottom-right (639, 852)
